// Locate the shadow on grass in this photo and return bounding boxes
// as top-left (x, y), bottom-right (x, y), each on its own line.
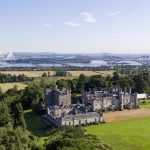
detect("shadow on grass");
top-left (24, 109), bottom-right (51, 137)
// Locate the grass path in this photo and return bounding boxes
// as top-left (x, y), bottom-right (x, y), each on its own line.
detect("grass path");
top-left (85, 117), bottom-right (150, 150)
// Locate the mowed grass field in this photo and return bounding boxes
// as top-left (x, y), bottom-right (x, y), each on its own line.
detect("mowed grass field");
top-left (85, 117), bottom-right (150, 150)
top-left (0, 82), bottom-right (27, 92)
top-left (0, 70), bottom-right (113, 77)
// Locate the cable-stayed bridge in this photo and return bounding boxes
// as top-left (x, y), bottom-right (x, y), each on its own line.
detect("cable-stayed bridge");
top-left (0, 52), bottom-right (16, 63)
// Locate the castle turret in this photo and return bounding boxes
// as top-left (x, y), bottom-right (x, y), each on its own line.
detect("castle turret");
top-left (129, 88), bottom-right (132, 95)
top-left (119, 92), bottom-right (124, 110)
top-left (135, 92), bottom-right (138, 107)
top-left (92, 99), bottom-right (101, 111)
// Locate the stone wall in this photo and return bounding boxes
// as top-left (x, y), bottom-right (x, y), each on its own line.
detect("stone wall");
top-left (45, 89), bottom-right (71, 107)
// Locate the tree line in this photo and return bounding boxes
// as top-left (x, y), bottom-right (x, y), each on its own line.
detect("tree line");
top-left (0, 73), bottom-right (33, 83)
top-left (56, 71), bottom-right (150, 94)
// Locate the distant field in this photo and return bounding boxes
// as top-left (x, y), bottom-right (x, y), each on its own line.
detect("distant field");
top-left (0, 70), bottom-right (113, 77)
top-left (68, 71), bottom-right (113, 77)
top-left (0, 82), bottom-right (27, 92)
top-left (0, 71), bottom-right (55, 77)
top-left (85, 117), bottom-right (150, 150)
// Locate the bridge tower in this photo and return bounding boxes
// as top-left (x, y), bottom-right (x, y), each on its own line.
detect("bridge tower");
top-left (5, 52), bottom-right (15, 63)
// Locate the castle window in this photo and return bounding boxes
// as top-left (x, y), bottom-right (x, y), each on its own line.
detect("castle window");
top-left (69, 122), bottom-right (71, 125)
top-left (79, 120), bottom-right (81, 124)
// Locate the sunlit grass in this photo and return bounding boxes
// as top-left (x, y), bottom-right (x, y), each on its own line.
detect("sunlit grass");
top-left (85, 117), bottom-right (150, 150)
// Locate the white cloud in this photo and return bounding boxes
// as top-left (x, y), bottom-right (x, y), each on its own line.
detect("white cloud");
top-left (81, 12), bottom-right (97, 23)
top-left (64, 21), bottom-right (80, 27)
top-left (109, 11), bottom-right (121, 16)
top-left (44, 23), bottom-right (52, 27)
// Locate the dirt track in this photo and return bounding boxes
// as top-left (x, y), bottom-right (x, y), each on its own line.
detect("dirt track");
top-left (104, 108), bottom-right (150, 122)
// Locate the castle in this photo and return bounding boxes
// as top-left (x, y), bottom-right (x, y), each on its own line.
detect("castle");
top-left (44, 87), bottom-right (103, 127)
top-left (83, 88), bottom-right (138, 111)
top-left (44, 87), bottom-right (138, 127)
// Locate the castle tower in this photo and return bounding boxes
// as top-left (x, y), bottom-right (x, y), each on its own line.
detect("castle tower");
top-left (135, 92), bottom-right (138, 107)
top-left (119, 92), bottom-right (124, 110)
top-left (5, 52), bottom-right (15, 63)
top-left (101, 98), bottom-right (104, 111)
top-left (92, 99), bottom-right (101, 111)
top-left (129, 88), bottom-right (132, 109)
top-left (129, 88), bottom-right (132, 95)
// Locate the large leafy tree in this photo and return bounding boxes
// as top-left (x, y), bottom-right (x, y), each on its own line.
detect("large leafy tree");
top-left (0, 127), bottom-right (29, 150)
top-left (76, 74), bottom-right (87, 93)
top-left (46, 126), bottom-right (113, 150)
top-left (22, 85), bottom-right (45, 108)
top-left (14, 103), bottom-right (26, 130)
top-left (0, 101), bottom-right (12, 127)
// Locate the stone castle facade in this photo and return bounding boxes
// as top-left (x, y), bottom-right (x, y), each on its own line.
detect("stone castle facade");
top-left (44, 87), bottom-right (138, 127)
top-left (44, 87), bottom-right (103, 127)
top-left (83, 88), bottom-right (138, 111)
top-left (45, 88), bottom-right (71, 107)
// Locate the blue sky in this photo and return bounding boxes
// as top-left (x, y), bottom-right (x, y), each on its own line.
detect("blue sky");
top-left (0, 0), bottom-right (150, 54)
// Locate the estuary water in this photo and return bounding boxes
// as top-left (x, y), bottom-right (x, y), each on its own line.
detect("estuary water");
top-left (0, 60), bottom-right (142, 68)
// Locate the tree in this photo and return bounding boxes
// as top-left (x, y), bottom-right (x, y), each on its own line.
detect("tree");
top-left (48, 71), bottom-right (51, 77)
top-left (56, 79), bottom-right (68, 89)
top-left (46, 126), bottom-right (113, 150)
top-left (55, 69), bottom-right (67, 77)
top-left (111, 72), bottom-right (120, 87)
top-left (42, 72), bottom-right (47, 77)
top-left (0, 102), bottom-right (12, 127)
top-left (14, 103), bottom-right (26, 130)
top-left (22, 85), bottom-right (45, 109)
top-left (0, 127), bottom-right (29, 150)
top-left (76, 74), bottom-right (86, 93)
top-left (84, 75), bottom-right (107, 91)
top-left (133, 74), bottom-right (147, 93)
top-left (0, 86), bottom-right (3, 98)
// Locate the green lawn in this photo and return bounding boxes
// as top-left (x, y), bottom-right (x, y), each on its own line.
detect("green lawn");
top-left (85, 117), bottom-right (150, 150)
top-left (139, 100), bottom-right (150, 109)
top-left (24, 109), bottom-right (49, 137)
